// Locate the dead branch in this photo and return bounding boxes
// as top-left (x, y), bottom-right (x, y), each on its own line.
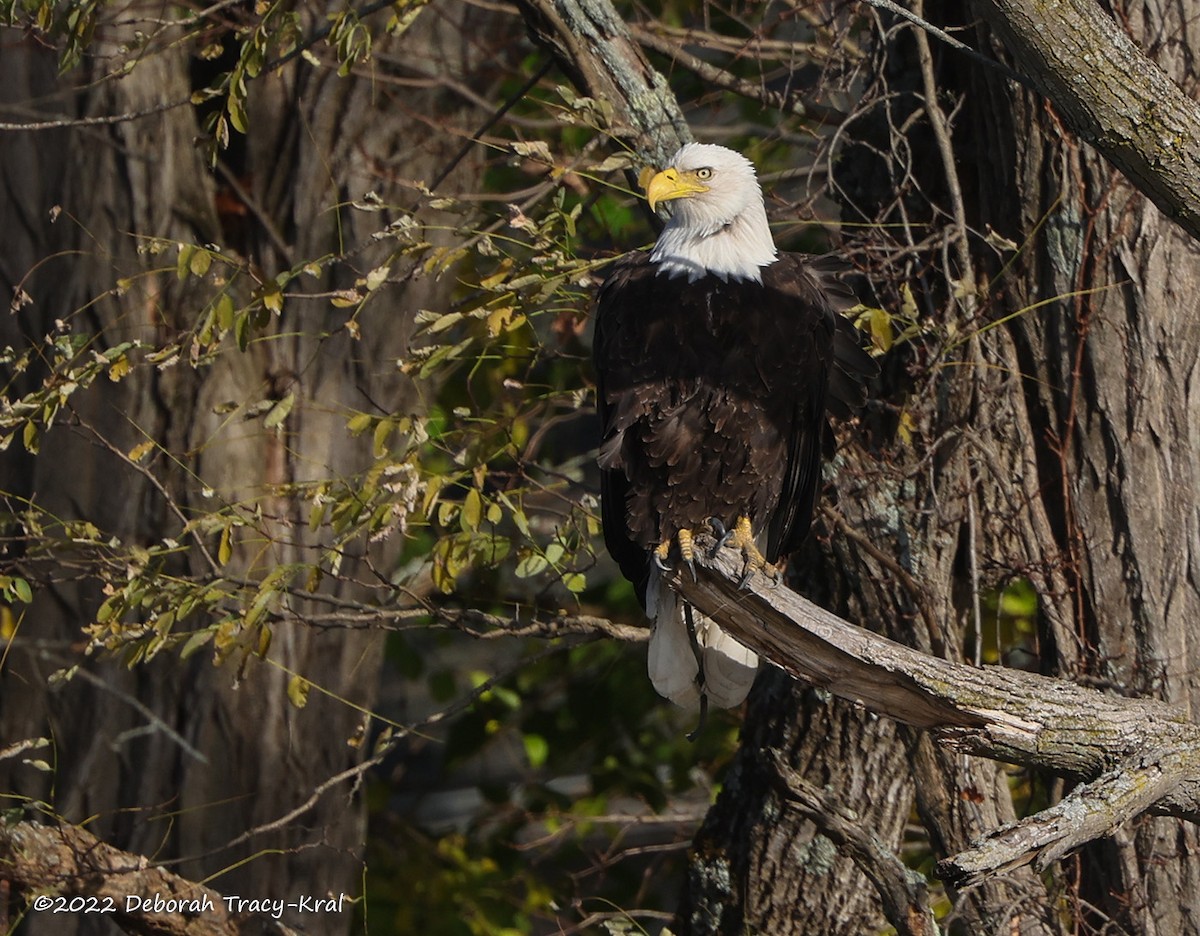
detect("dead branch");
top-left (665, 535), bottom-right (1200, 885)
top-left (769, 751), bottom-right (938, 936)
top-left (0, 815), bottom-right (284, 935)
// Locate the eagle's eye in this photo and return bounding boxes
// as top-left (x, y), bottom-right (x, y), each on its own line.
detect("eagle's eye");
top-left (695, 167), bottom-right (713, 180)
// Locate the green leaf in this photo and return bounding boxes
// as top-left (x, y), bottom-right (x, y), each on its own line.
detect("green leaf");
top-left (96, 594), bottom-right (121, 624)
top-left (523, 733), bottom-right (549, 769)
top-left (177, 244), bottom-right (196, 280)
top-left (514, 553), bottom-right (548, 578)
top-left (180, 628), bottom-right (215, 660)
top-left (216, 294), bottom-right (236, 331)
top-left (561, 572), bottom-right (587, 593)
top-left (263, 392), bottom-right (295, 430)
top-left (228, 95), bottom-right (247, 134)
top-left (11, 577), bottom-right (32, 604)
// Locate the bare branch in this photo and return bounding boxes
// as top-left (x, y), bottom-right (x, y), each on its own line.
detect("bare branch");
top-left (630, 25), bottom-right (843, 125)
top-left (666, 535), bottom-right (1200, 882)
top-left (770, 751), bottom-right (938, 935)
top-left (976, 0), bottom-right (1200, 241)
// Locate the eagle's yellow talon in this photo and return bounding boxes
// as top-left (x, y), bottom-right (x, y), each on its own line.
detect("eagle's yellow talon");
top-left (721, 516), bottom-right (773, 580)
top-left (654, 529), bottom-right (698, 579)
top-left (677, 529), bottom-right (695, 564)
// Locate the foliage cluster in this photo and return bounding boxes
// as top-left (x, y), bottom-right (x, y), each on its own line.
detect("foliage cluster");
top-left (0, 2), bottom-right (769, 931)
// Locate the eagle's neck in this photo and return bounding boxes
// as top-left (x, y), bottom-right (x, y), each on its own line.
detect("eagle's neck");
top-left (650, 201), bottom-right (777, 283)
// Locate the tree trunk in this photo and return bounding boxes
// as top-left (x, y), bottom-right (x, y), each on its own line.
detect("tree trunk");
top-left (968, 2), bottom-right (1200, 928)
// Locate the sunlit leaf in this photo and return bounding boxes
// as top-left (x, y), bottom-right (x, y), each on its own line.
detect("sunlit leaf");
top-left (263, 392), bottom-right (295, 430)
top-left (287, 674), bottom-right (311, 709)
top-left (461, 489), bottom-right (483, 533)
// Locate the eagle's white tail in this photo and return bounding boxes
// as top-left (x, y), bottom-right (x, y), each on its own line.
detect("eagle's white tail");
top-left (645, 571), bottom-right (758, 710)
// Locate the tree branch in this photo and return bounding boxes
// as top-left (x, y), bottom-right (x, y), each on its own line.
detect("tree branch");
top-left (665, 535), bottom-right (1200, 883)
top-left (975, 0), bottom-right (1200, 240)
top-left (0, 816), bottom-right (284, 935)
top-left (515, 0), bottom-right (691, 164)
top-left (769, 751), bottom-right (938, 936)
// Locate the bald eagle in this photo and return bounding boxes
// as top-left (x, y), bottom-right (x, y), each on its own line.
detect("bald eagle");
top-left (594, 143), bottom-right (873, 712)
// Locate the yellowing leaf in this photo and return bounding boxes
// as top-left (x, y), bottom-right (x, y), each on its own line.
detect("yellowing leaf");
top-left (365, 264), bottom-right (390, 292)
top-left (512, 140), bottom-right (553, 163)
top-left (0, 606), bottom-right (16, 641)
top-left (347, 412), bottom-right (374, 435)
top-left (868, 307), bottom-right (893, 353)
top-left (900, 282), bottom-right (919, 320)
top-left (128, 440), bottom-right (155, 463)
top-left (462, 489), bottom-right (483, 533)
top-left (331, 290), bottom-right (363, 308)
top-left (287, 674), bottom-right (311, 709)
top-left (515, 553), bottom-right (548, 578)
top-left (108, 356), bottom-right (131, 382)
top-left (486, 306), bottom-right (514, 337)
top-left (480, 260), bottom-right (513, 290)
top-left (260, 282), bottom-right (283, 314)
top-left (425, 311), bottom-right (463, 334)
top-left (373, 418), bottom-right (393, 456)
top-left (180, 628), bottom-right (215, 659)
top-left (189, 248), bottom-right (213, 277)
top-left (218, 525), bottom-right (232, 565)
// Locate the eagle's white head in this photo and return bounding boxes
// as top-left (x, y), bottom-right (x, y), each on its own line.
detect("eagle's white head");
top-left (646, 143), bottom-right (778, 283)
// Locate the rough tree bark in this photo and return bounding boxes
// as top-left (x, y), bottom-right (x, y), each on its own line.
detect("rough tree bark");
top-left (963, 0), bottom-right (1200, 929)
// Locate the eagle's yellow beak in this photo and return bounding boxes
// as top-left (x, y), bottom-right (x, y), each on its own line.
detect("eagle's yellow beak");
top-left (644, 167), bottom-right (710, 212)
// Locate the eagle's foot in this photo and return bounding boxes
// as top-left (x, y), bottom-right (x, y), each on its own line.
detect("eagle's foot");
top-left (721, 516), bottom-right (774, 587)
top-left (654, 529), bottom-right (698, 581)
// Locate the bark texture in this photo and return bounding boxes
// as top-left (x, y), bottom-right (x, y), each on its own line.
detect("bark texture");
top-left (963, 1), bottom-right (1200, 930)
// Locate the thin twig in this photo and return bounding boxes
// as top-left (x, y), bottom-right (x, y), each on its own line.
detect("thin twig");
top-left (0, 98), bottom-right (191, 132)
top-left (859, 0), bottom-right (1036, 91)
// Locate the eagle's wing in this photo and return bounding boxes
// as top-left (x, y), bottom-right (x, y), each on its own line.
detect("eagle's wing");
top-left (765, 255), bottom-right (876, 561)
top-left (594, 252), bottom-right (657, 605)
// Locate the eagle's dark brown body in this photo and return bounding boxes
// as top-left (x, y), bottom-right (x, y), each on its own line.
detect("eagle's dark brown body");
top-left (594, 251), bottom-right (869, 603)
